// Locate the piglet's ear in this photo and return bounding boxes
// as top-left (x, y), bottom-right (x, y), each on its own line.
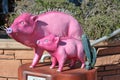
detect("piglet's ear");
top-left (54, 36), bottom-right (60, 44)
top-left (31, 15), bottom-right (38, 21)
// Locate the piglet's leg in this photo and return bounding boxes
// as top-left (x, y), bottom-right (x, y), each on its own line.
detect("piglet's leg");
top-left (57, 59), bottom-right (66, 72)
top-left (50, 56), bottom-right (57, 69)
top-left (57, 54), bottom-right (67, 72)
top-left (30, 48), bottom-right (43, 68)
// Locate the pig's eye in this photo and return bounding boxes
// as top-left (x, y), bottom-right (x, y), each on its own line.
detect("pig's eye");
top-left (44, 39), bottom-right (48, 42)
top-left (20, 21), bottom-right (25, 25)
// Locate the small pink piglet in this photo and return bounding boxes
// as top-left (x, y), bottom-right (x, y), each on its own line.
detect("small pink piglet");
top-left (36, 34), bottom-right (85, 72)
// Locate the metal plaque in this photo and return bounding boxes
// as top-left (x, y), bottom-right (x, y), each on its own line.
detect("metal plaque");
top-left (27, 75), bottom-right (46, 80)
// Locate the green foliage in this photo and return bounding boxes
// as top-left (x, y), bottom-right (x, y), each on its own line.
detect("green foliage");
top-left (81, 0), bottom-right (120, 39)
top-left (9, 0), bottom-right (120, 40)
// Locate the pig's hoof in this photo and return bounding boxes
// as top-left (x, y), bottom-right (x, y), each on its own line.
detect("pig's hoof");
top-left (57, 69), bottom-right (61, 72)
top-left (29, 65), bottom-right (34, 68)
top-left (50, 66), bottom-right (53, 69)
top-left (81, 64), bottom-right (85, 69)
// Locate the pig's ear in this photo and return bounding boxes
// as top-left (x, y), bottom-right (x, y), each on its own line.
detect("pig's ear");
top-left (35, 20), bottom-right (48, 26)
top-left (33, 19), bottom-right (48, 35)
top-left (31, 15), bottom-right (38, 21)
top-left (54, 36), bottom-right (60, 44)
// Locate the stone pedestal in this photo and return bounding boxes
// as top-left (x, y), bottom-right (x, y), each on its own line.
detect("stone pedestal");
top-left (18, 62), bottom-right (97, 80)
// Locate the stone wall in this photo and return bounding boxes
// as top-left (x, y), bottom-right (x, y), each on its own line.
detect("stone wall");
top-left (0, 39), bottom-right (120, 80)
top-left (0, 39), bottom-right (33, 80)
top-left (96, 44), bottom-right (120, 80)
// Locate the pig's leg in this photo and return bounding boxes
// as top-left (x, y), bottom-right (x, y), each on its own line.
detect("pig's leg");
top-left (57, 53), bottom-right (67, 72)
top-left (50, 56), bottom-right (57, 69)
top-left (29, 48), bottom-right (44, 68)
top-left (77, 48), bottom-right (85, 68)
top-left (78, 55), bottom-right (85, 68)
top-left (80, 59), bottom-right (85, 68)
top-left (69, 59), bottom-right (76, 68)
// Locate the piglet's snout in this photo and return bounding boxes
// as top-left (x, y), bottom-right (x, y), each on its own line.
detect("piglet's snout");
top-left (36, 40), bottom-right (40, 44)
top-left (6, 28), bottom-right (12, 34)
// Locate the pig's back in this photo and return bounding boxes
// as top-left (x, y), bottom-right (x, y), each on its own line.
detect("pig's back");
top-left (60, 39), bottom-right (82, 57)
top-left (37, 11), bottom-right (82, 38)
top-left (38, 11), bottom-right (74, 22)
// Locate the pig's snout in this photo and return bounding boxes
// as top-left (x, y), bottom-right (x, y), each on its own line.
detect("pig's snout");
top-left (6, 28), bottom-right (12, 34)
top-left (36, 40), bottom-right (40, 44)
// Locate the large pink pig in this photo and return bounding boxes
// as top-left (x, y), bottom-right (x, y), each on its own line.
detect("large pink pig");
top-left (6, 11), bottom-right (83, 68)
top-left (36, 34), bottom-right (85, 72)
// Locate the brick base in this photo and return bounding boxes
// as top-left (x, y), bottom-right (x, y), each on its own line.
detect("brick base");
top-left (18, 63), bottom-right (97, 80)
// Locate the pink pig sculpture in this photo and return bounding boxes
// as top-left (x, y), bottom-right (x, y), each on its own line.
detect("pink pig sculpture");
top-left (36, 34), bottom-right (85, 72)
top-left (6, 11), bottom-right (83, 68)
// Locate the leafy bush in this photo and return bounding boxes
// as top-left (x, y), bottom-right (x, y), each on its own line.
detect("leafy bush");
top-left (80, 0), bottom-right (120, 39)
top-left (9, 0), bottom-right (120, 40)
